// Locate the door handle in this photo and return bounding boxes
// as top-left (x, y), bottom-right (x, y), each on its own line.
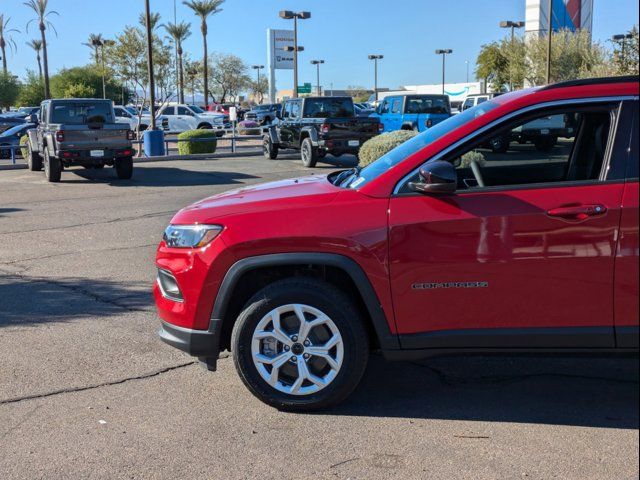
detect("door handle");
top-left (547, 204), bottom-right (607, 220)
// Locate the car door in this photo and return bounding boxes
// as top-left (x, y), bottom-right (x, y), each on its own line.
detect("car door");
top-left (377, 99), bottom-right (391, 132)
top-left (279, 101), bottom-right (293, 146)
top-left (389, 100), bottom-right (627, 349)
top-left (175, 106), bottom-right (195, 132)
top-left (614, 100), bottom-right (639, 348)
top-left (389, 97), bottom-right (404, 131)
top-left (158, 106), bottom-right (175, 131)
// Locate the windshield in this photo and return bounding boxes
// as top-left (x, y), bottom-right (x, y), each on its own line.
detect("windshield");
top-left (188, 105), bottom-right (205, 113)
top-left (303, 98), bottom-right (354, 118)
top-left (125, 106), bottom-right (137, 116)
top-left (50, 102), bottom-right (114, 124)
top-left (346, 101), bottom-right (499, 189)
top-left (404, 95), bottom-right (450, 114)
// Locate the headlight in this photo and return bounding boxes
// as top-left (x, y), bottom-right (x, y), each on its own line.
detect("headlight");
top-left (163, 224), bottom-right (222, 248)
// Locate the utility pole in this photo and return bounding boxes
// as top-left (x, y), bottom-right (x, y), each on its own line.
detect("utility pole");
top-left (435, 49), bottom-right (452, 94)
top-left (546, 0), bottom-right (553, 84)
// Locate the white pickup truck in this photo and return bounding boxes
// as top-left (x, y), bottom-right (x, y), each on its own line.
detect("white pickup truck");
top-left (140, 104), bottom-right (228, 136)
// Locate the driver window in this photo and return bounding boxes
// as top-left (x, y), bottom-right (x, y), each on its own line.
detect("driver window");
top-left (446, 106), bottom-right (615, 191)
top-left (380, 99), bottom-right (390, 114)
top-left (283, 102), bottom-right (292, 118)
top-left (177, 106), bottom-right (193, 116)
top-left (291, 101), bottom-right (301, 118)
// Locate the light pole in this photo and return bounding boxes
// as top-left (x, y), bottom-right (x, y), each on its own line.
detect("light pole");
top-left (612, 33), bottom-right (634, 69)
top-left (546, 0), bottom-right (553, 84)
top-left (465, 60), bottom-right (469, 83)
top-left (251, 65), bottom-right (264, 103)
top-left (368, 54), bottom-right (383, 102)
top-left (144, 0), bottom-right (156, 129)
top-left (310, 60), bottom-right (324, 95)
top-left (499, 20), bottom-right (525, 91)
top-left (279, 10), bottom-right (311, 98)
top-left (435, 49), bottom-right (452, 94)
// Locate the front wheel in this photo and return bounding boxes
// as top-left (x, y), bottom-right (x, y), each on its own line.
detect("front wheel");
top-left (263, 136), bottom-right (278, 159)
top-left (27, 143), bottom-right (43, 171)
top-left (301, 137), bottom-right (318, 168)
top-left (231, 278), bottom-right (369, 411)
top-left (115, 156), bottom-right (133, 179)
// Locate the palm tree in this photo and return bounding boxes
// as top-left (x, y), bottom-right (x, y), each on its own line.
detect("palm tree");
top-left (139, 12), bottom-right (161, 31)
top-left (164, 22), bottom-right (191, 104)
top-left (0, 14), bottom-right (20, 74)
top-left (26, 39), bottom-right (43, 79)
top-left (83, 33), bottom-right (103, 65)
top-left (183, 0), bottom-right (224, 108)
top-left (24, 0), bottom-right (58, 99)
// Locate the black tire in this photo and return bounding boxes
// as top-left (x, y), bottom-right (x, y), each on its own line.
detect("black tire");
top-left (489, 135), bottom-right (510, 154)
top-left (301, 137), bottom-right (318, 168)
top-left (198, 123), bottom-right (212, 129)
top-left (263, 136), bottom-right (278, 159)
top-left (43, 149), bottom-right (61, 182)
top-left (115, 156), bottom-right (133, 179)
top-left (231, 278), bottom-right (369, 412)
top-left (534, 135), bottom-right (557, 152)
top-left (27, 142), bottom-right (43, 171)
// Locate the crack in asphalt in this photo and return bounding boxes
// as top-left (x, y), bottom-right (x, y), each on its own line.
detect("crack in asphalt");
top-left (0, 210), bottom-right (176, 236)
top-left (0, 362), bottom-right (197, 405)
top-left (411, 362), bottom-right (640, 386)
top-left (0, 270), bottom-right (151, 313)
top-left (0, 242), bottom-right (157, 266)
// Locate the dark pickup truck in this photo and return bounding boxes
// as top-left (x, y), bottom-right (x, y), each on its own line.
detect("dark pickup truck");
top-left (263, 96), bottom-right (381, 167)
top-left (25, 98), bottom-right (135, 182)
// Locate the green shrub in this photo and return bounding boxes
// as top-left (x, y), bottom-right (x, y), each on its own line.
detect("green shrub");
top-left (459, 150), bottom-right (486, 168)
top-left (177, 129), bottom-right (218, 155)
top-left (358, 130), bottom-right (419, 167)
top-left (19, 135), bottom-right (29, 158)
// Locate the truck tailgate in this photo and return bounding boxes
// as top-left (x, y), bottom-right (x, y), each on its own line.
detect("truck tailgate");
top-left (55, 124), bottom-right (131, 149)
top-left (326, 118), bottom-right (379, 137)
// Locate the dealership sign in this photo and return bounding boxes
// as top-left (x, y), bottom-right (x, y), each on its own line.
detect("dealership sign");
top-left (268, 29), bottom-right (294, 70)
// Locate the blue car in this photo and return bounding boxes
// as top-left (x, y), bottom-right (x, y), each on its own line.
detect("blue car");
top-left (371, 94), bottom-right (451, 133)
top-left (0, 123), bottom-right (35, 159)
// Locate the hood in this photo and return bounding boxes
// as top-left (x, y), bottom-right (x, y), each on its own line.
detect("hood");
top-left (172, 175), bottom-right (340, 224)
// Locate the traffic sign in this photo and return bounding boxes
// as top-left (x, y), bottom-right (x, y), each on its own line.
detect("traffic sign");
top-left (297, 83), bottom-right (312, 94)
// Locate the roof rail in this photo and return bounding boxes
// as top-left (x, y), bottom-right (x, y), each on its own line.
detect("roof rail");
top-left (540, 75), bottom-right (639, 91)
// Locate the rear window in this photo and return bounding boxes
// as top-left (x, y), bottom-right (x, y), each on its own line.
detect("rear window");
top-left (50, 103), bottom-right (114, 124)
top-left (303, 98), bottom-right (354, 118)
top-left (404, 95), bottom-right (450, 115)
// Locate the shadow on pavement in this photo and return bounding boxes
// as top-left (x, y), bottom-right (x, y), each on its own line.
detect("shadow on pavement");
top-left (0, 208), bottom-right (24, 217)
top-left (60, 166), bottom-right (259, 188)
top-left (275, 152), bottom-right (359, 169)
top-left (0, 272), bottom-right (153, 326)
top-left (330, 354), bottom-right (639, 429)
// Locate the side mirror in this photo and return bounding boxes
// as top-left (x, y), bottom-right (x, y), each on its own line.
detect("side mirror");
top-left (408, 161), bottom-right (457, 194)
top-left (29, 114), bottom-right (39, 124)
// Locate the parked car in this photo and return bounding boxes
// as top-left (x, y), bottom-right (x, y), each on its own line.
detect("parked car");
top-left (143, 104), bottom-right (228, 136)
top-left (25, 98), bottom-right (135, 182)
top-left (371, 94), bottom-right (451, 132)
top-left (155, 76), bottom-right (638, 411)
top-left (0, 123), bottom-right (36, 159)
top-left (0, 115), bottom-right (26, 134)
top-left (1, 106), bottom-right (40, 119)
top-left (114, 105), bottom-right (140, 131)
top-left (244, 103), bottom-right (282, 125)
top-left (263, 96), bottom-right (382, 167)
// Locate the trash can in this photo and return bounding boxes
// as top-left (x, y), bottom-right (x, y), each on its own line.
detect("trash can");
top-left (143, 129), bottom-right (165, 157)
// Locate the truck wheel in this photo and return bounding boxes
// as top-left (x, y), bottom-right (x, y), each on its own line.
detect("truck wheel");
top-left (43, 149), bottom-right (61, 183)
top-left (489, 135), bottom-right (510, 154)
top-left (197, 123), bottom-right (212, 129)
top-left (301, 138), bottom-right (319, 167)
top-left (534, 135), bottom-right (557, 152)
top-left (263, 137), bottom-right (279, 159)
top-left (231, 277), bottom-right (369, 412)
top-left (115, 156), bottom-right (133, 179)
top-left (27, 143), bottom-right (43, 171)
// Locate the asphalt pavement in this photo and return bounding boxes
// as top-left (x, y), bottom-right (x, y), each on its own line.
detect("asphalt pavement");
top-left (0, 153), bottom-right (638, 480)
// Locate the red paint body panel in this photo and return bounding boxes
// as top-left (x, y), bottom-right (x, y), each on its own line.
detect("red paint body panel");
top-left (389, 183), bottom-right (624, 335)
top-left (614, 181), bottom-right (639, 327)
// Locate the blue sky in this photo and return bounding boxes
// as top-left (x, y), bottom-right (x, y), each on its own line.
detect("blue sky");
top-left (2, 0), bottom-right (638, 91)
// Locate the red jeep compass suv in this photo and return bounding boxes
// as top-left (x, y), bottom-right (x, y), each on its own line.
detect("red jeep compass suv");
top-left (155, 77), bottom-right (639, 411)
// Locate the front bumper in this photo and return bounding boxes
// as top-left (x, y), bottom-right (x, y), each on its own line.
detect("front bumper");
top-left (158, 319), bottom-right (222, 370)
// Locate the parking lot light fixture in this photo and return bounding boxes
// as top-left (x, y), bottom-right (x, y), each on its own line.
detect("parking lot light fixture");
top-left (279, 10), bottom-right (311, 98)
top-left (368, 54), bottom-right (383, 102)
top-left (435, 49), bottom-right (452, 94)
top-left (311, 60), bottom-right (324, 95)
top-left (500, 20), bottom-right (525, 90)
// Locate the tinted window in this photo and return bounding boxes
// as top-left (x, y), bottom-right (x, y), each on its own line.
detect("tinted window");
top-left (50, 102), bottom-right (114, 124)
top-left (462, 98), bottom-right (475, 111)
top-left (291, 101), bottom-right (301, 118)
top-left (629, 102), bottom-right (639, 179)
top-left (404, 95), bottom-right (450, 114)
top-left (283, 102), bottom-right (293, 118)
top-left (177, 106), bottom-right (193, 116)
top-left (188, 105), bottom-right (204, 113)
top-left (379, 99), bottom-right (390, 114)
top-left (476, 97), bottom-right (489, 104)
top-left (303, 98), bottom-right (354, 118)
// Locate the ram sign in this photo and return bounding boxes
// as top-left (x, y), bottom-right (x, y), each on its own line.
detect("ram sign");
top-left (268, 29), bottom-right (295, 70)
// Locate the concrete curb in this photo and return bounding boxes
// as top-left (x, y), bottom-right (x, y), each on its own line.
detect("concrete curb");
top-left (0, 150), bottom-right (263, 171)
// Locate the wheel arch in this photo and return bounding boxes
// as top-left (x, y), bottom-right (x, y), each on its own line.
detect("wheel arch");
top-left (212, 253), bottom-right (398, 353)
